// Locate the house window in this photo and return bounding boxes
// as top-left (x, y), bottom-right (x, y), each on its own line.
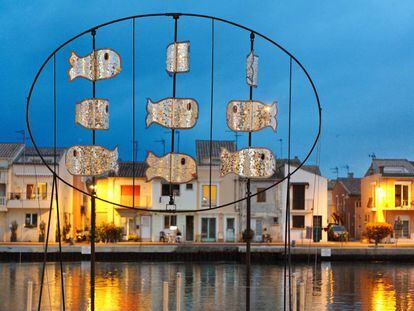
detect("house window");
top-left (25, 213), bottom-right (38, 227)
top-left (292, 185), bottom-right (305, 210)
top-left (186, 183), bottom-right (193, 190)
top-left (202, 185), bottom-right (217, 207)
top-left (161, 184), bottom-right (180, 196)
top-left (292, 215), bottom-right (305, 229)
top-left (120, 185), bottom-right (140, 206)
top-left (395, 183), bottom-right (410, 207)
top-left (26, 183), bottom-right (47, 200)
top-left (26, 184), bottom-right (35, 200)
top-left (164, 215), bottom-right (177, 229)
top-left (37, 183), bottom-right (47, 200)
top-left (355, 200), bottom-right (361, 208)
top-left (273, 217), bottom-right (279, 225)
top-left (256, 188), bottom-right (266, 203)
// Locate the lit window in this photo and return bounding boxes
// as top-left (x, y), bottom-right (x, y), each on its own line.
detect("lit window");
top-left (395, 183), bottom-right (410, 207)
top-left (202, 185), bottom-right (217, 207)
top-left (164, 215), bottom-right (177, 229)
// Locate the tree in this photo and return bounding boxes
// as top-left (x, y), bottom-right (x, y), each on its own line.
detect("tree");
top-left (365, 223), bottom-right (393, 246)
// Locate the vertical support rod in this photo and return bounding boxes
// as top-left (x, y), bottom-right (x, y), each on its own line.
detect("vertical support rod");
top-left (245, 31), bottom-right (255, 311)
top-left (52, 53), bottom-right (66, 311)
top-left (299, 281), bottom-right (305, 311)
top-left (90, 28), bottom-right (97, 311)
top-left (208, 19), bottom-right (215, 209)
top-left (169, 15), bottom-right (179, 206)
top-left (132, 18), bottom-right (136, 209)
top-left (163, 281), bottom-right (169, 311)
top-left (27, 280), bottom-right (33, 311)
top-left (284, 57), bottom-right (293, 311)
top-left (176, 272), bottom-right (182, 311)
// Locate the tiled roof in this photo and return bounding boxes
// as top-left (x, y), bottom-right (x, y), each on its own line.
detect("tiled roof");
top-left (196, 140), bottom-right (236, 164)
top-left (302, 165), bottom-right (321, 176)
top-left (0, 143), bottom-right (23, 159)
top-left (109, 162), bottom-right (147, 178)
top-left (337, 178), bottom-right (361, 196)
top-left (15, 147), bottom-right (66, 163)
top-left (365, 159), bottom-right (414, 177)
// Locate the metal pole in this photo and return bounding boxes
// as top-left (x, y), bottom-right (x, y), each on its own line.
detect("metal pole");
top-left (163, 281), bottom-right (169, 311)
top-left (27, 280), bottom-right (33, 311)
top-left (245, 31), bottom-right (255, 311)
top-left (299, 281), bottom-right (305, 311)
top-left (176, 272), bottom-right (181, 311)
top-left (90, 28), bottom-right (97, 311)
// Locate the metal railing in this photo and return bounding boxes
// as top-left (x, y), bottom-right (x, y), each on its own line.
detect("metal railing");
top-left (8, 192), bottom-right (48, 201)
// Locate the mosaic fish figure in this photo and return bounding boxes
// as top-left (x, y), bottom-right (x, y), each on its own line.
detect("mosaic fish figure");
top-left (227, 100), bottom-right (277, 132)
top-left (166, 41), bottom-right (190, 74)
top-left (75, 98), bottom-right (109, 130)
top-left (145, 152), bottom-right (197, 184)
top-left (146, 98), bottom-right (198, 129)
top-left (68, 49), bottom-right (122, 81)
top-left (246, 50), bottom-right (259, 87)
top-left (65, 145), bottom-right (118, 176)
top-left (220, 147), bottom-right (276, 178)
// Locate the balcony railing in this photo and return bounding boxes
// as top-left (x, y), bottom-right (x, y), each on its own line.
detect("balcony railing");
top-left (8, 192), bottom-right (48, 201)
top-left (0, 196), bottom-right (5, 206)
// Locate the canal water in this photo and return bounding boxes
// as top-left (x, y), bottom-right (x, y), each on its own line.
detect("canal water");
top-left (0, 261), bottom-right (413, 310)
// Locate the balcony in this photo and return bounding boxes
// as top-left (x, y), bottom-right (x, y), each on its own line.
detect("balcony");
top-left (119, 195), bottom-right (151, 209)
top-left (7, 192), bottom-right (50, 209)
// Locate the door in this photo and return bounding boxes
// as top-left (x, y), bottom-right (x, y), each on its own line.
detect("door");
top-left (313, 215), bottom-right (322, 242)
top-left (201, 218), bottom-right (216, 241)
top-left (140, 216), bottom-right (151, 241)
top-left (402, 220), bottom-right (409, 238)
top-left (254, 219), bottom-right (263, 242)
top-left (186, 216), bottom-right (194, 241)
top-left (226, 218), bottom-right (235, 242)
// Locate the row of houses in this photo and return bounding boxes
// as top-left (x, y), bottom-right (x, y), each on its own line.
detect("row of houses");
top-left (0, 140), bottom-right (328, 243)
top-left (329, 159), bottom-right (414, 240)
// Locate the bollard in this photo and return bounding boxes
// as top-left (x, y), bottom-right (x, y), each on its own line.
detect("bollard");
top-left (176, 272), bottom-right (182, 311)
top-left (292, 273), bottom-right (297, 311)
top-left (163, 281), bottom-right (169, 311)
top-left (27, 280), bottom-right (33, 311)
top-left (299, 281), bottom-right (305, 311)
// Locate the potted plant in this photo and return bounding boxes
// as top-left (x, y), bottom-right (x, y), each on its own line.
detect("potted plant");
top-left (39, 221), bottom-right (46, 242)
top-left (365, 222), bottom-right (393, 246)
top-left (242, 229), bottom-right (254, 242)
top-left (10, 221), bottom-right (18, 242)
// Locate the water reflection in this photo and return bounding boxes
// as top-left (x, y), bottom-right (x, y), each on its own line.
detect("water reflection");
top-left (1, 261), bottom-right (414, 310)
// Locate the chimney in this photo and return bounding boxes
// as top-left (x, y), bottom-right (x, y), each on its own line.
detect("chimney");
top-left (348, 172), bottom-right (354, 178)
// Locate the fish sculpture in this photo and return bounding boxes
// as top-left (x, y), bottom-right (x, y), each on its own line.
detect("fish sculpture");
top-left (246, 50), bottom-right (259, 87)
top-left (220, 147), bottom-right (276, 178)
top-left (146, 97), bottom-right (198, 129)
top-left (65, 145), bottom-right (118, 176)
top-left (75, 98), bottom-right (109, 130)
top-left (226, 100), bottom-right (277, 132)
top-left (68, 49), bottom-right (122, 81)
top-left (145, 152), bottom-right (197, 183)
top-left (166, 41), bottom-right (190, 74)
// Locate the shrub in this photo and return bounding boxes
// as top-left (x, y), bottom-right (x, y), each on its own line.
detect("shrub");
top-left (242, 229), bottom-right (254, 242)
top-left (97, 223), bottom-right (123, 243)
top-left (365, 222), bottom-right (393, 246)
top-left (10, 221), bottom-right (18, 242)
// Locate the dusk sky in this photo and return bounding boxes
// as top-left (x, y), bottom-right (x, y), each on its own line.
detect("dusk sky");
top-left (1, 1), bottom-right (413, 179)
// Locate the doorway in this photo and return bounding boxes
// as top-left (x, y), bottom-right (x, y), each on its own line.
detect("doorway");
top-left (226, 218), bottom-right (235, 242)
top-left (201, 217), bottom-right (216, 242)
top-left (313, 215), bottom-right (322, 242)
top-left (186, 216), bottom-right (194, 241)
top-left (251, 219), bottom-right (263, 242)
top-left (140, 215), bottom-right (151, 241)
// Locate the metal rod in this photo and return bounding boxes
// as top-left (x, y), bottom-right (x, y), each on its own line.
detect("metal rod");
top-left (27, 280), bottom-right (33, 311)
top-left (132, 19), bottom-right (136, 208)
top-left (163, 281), bottom-right (169, 311)
top-left (176, 272), bottom-right (181, 311)
top-left (169, 15), bottom-right (179, 205)
top-left (208, 19), bottom-right (215, 209)
top-left (90, 28), bottom-right (97, 311)
top-left (245, 31), bottom-right (255, 311)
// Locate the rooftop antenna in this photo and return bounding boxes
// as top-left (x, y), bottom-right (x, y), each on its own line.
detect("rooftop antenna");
top-left (330, 166), bottom-right (339, 178)
top-left (369, 153), bottom-right (376, 160)
top-left (226, 130), bottom-right (242, 150)
top-left (278, 138), bottom-right (283, 159)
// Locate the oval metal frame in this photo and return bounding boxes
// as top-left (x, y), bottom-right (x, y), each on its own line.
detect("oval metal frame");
top-left (26, 12), bottom-right (322, 213)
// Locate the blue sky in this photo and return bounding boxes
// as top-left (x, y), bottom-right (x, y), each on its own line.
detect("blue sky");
top-left (0, 1), bottom-right (413, 179)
